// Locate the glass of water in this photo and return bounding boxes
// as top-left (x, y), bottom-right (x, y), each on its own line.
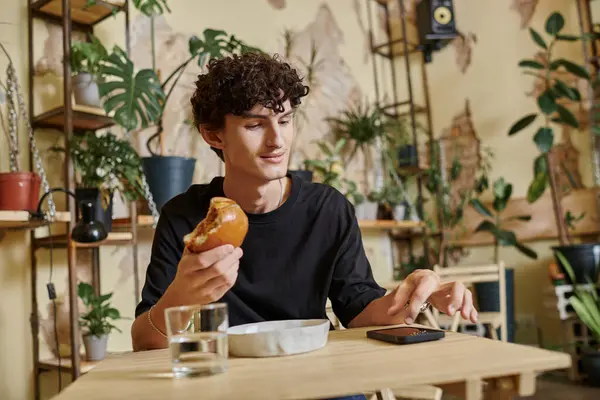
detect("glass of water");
top-left (164, 303), bottom-right (229, 378)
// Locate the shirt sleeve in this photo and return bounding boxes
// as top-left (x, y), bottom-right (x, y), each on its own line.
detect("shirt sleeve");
top-left (328, 197), bottom-right (387, 328)
top-left (135, 208), bottom-right (182, 318)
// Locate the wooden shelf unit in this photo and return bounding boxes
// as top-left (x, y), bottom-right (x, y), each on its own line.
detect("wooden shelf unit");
top-left (33, 104), bottom-right (113, 132)
top-left (30, 0), bottom-right (125, 28)
top-left (39, 356), bottom-right (99, 375)
top-left (0, 211), bottom-right (70, 230)
top-left (33, 232), bottom-right (135, 249)
top-left (27, 1), bottom-right (134, 398)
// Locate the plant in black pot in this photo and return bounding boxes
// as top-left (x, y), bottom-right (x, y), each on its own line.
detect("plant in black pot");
top-left (70, 34), bottom-right (108, 108)
top-left (78, 282), bottom-right (123, 362)
top-left (506, 11), bottom-right (599, 284)
top-left (50, 131), bottom-right (146, 231)
top-left (98, 0), bottom-right (261, 211)
top-left (469, 177), bottom-right (538, 342)
top-left (555, 252), bottom-right (600, 386)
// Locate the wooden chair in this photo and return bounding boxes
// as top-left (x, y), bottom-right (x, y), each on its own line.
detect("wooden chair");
top-left (423, 262), bottom-right (508, 342)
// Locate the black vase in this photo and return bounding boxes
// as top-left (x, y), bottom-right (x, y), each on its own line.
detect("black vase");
top-left (552, 244), bottom-right (600, 284)
top-left (75, 188), bottom-right (113, 232)
top-left (142, 156), bottom-right (196, 211)
top-left (397, 145), bottom-right (418, 167)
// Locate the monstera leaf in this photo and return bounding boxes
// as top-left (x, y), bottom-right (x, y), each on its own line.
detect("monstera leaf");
top-left (133, 0), bottom-right (170, 16)
top-left (99, 46), bottom-right (165, 131)
top-left (189, 29), bottom-right (262, 67)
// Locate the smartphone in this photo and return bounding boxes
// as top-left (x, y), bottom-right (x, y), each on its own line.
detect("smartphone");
top-left (366, 326), bottom-right (445, 345)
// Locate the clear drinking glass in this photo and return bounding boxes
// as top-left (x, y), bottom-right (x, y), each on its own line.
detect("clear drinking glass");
top-left (164, 303), bottom-right (229, 378)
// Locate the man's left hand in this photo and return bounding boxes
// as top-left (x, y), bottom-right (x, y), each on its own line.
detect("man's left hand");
top-left (387, 269), bottom-right (478, 325)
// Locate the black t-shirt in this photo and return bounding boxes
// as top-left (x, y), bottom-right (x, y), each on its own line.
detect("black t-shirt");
top-left (135, 172), bottom-right (387, 328)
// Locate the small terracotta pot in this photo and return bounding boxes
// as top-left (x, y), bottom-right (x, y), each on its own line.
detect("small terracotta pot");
top-left (0, 172), bottom-right (41, 211)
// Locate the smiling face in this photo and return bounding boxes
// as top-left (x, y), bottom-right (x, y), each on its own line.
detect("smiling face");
top-left (201, 100), bottom-right (295, 183)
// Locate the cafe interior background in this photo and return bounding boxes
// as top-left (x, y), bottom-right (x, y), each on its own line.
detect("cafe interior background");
top-left (2, 0), bottom-right (600, 399)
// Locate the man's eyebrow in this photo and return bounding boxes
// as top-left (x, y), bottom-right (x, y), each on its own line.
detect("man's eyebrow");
top-left (241, 109), bottom-right (295, 119)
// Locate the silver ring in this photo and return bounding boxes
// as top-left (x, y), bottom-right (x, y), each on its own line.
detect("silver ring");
top-left (404, 301), bottom-right (431, 313)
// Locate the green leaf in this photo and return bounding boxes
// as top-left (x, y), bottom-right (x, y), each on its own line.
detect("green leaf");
top-left (78, 282), bottom-right (94, 305)
top-left (496, 229), bottom-right (518, 246)
top-left (545, 12), bottom-right (565, 35)
top-left (316, 141), bottom-right (333, 157)
top-left (471, 199), bottom-right (494, 218)
top-left (537, 90), bottom-right (557, 115)
top-left (105, 308), bottom-right (121, 320)
top-left (508, 114), bottom-right (538, 136)
top-left (99, 46), bottom-right (165, 131)
top-left (493, 178), bottom-right (512, 212)
top-left (555, 104), bottom-right (579, 128)
top-left (556, 34), bottom-right (580, 41)
top-left (554, 59), bottom-right (591, 80)
top-left (553, 80), bottom-right (581, 101)
top-left (99, 293), bottom-right (113, 303)
top-left (533, 127), bottom-right (554, 153)
top-left (514, 242), bottom-right (539, 259)
top-left (534, 154), bottom-right (548, 175)
top-left (506, 215), bottom-right (532, 222)
top-left (518, 60), bottom-right (544, 69)
top-left (527, 171), bottom-right (548, 203)
top-left (475, 220), bottom-right (498, 234)
top-left (133, 0), bottom-right (171, 16)
top-left (529, 27), bottom-right (548, 49)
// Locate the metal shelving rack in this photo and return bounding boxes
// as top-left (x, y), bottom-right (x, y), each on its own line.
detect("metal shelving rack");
top-left (576, 0), bottom-right (600, 228)
top-left (25, 1), bottom-right (141, 398)
top-left (365, 0), bottom-right (445, 269)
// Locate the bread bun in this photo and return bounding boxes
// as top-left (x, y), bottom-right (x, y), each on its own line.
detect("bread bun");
top-left (183, 197), bottom-right (249, 253)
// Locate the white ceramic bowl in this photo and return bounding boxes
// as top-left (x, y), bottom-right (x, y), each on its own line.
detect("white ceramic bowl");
top-left (227, 319), bottom-right (330, 358)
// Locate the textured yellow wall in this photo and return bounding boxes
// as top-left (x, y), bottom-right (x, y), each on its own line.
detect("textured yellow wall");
top-left (0, 1), bottom-right (597, 399)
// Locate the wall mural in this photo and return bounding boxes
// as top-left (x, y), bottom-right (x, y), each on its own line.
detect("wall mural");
top-left (511, 0), bottom-right (539, 29)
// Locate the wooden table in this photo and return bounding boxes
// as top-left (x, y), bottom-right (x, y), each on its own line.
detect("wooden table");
top-left (52, 325), bottom-right (571, 400)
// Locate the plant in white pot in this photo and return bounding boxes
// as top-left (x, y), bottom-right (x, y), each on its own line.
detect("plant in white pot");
top-left (71, 34), bottom-right (108, 108)
top-left (78, 282), bottom-right (122, 362)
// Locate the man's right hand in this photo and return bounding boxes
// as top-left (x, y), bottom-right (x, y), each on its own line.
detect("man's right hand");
top-left (132, 244), bottom-right (242, 351)
top-left (164, 244), bottom-right (243, 306)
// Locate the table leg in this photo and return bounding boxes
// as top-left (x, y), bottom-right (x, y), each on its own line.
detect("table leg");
top-left (484, 373), bottom-right (536, 400)
top-left (439, 378), bottom-right (483, 400)
top-left (375, 388), bottom-right (397, 400)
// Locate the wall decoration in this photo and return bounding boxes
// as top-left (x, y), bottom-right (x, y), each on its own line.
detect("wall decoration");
top-left (278, 4), bottom-right (363, 174)
top-left (34, 22), bottom-right (86, 76)
top-left (452, 31), bottom-right (477, 74)
top-left (510, 0), bottom-right (539, 29)
top-left (266, 0), bottom-right (286, 10)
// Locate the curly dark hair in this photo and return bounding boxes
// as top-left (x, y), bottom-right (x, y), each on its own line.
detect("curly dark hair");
top-left (190, 52), bottom-right (310, 161)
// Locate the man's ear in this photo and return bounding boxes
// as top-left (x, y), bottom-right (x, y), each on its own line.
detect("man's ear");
top-left (199, 124), bottom-right (225, 151)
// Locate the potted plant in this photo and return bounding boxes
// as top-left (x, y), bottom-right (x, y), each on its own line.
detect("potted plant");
top-left (50, 131), bottom-right (146, 231)
top-left (555, 252), bottom-right (600, 386)
top-left (506, 11), bottom-right (597, 283)
top-left (470, 177), bottom-right (538, 342)
top-left (0, 43), bottom-right (44, 212)
top-left (77, 282), bottom-right (122, 362)
top-left (303, 139), bottom-right (365, 208)
top-left (70, 34), bottom-right (108, 108)
top-left (98, 0), bottom-right (261, 210)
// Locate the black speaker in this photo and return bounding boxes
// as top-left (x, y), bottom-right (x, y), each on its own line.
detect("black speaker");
top-left (415, 0), bottom-right (458, 62)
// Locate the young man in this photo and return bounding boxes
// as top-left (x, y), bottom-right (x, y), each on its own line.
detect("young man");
top-left (131, 52), bottom-right (477, 355)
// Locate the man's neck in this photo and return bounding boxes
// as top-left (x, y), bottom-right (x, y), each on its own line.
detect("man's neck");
top-left (222, 172), bottom-right (290, 214)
